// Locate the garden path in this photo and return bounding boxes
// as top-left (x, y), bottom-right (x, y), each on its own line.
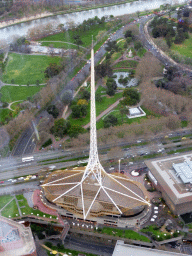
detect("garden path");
top-left (84, 97), bottom-right (123, 129)
top-left (39, 40), bottom-right (86, 50)
top-left (0, 197), bottom-right (14, 214)
top-left (14, 195), bottom-right (22, 216)
top-left (8, 100), bottom-right (22, 111)
top-left (24, 192), bottom-right (34, 208)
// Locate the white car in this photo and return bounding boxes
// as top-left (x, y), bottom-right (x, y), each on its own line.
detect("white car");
top-left (11, 179), bottom-right (17, 183)
top-left (7, 179), bottom-right (13, 182)
top-left (18, 177), bottom-right (24, 180)
top-left (31, 176), bottom-right (37, 179)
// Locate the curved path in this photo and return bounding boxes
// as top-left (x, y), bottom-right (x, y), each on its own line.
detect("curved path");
top-left (140, 15), bottom-right (192, 76)
top-left (39, 40), bottom-right (87, 50)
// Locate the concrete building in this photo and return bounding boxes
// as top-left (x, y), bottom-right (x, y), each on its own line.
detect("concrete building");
top-left (145, 153), bottom-right (192, 215)
top-left (112, 240), bottom-right (187, 256)
top-left (0, 216), bottom-right (37, 256)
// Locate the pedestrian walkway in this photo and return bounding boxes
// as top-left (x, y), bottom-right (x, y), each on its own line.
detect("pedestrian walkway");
top-left (14, 195), bottom-right (22, 216)
top-left (84, 98), bottom-right (123, 129)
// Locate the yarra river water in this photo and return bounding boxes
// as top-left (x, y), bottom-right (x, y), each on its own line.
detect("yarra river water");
top-left (0, 0), bottom-right (187, 42)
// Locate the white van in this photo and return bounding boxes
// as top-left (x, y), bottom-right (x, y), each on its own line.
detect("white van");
top-left (22, 156), bottom-right (34, 162)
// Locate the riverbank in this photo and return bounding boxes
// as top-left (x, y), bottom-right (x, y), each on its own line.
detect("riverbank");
top-left (0, 0), bottom-right (137, 30)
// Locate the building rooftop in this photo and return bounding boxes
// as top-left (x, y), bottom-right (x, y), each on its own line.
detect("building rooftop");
top-left (0, 216), bottom-right (36, 256)
top-left (112, 241), bottom-right (186, 256)
top-left (173, 160), bottom-right (192, 184)
top-left (145, 153), bottom-right (192, 208)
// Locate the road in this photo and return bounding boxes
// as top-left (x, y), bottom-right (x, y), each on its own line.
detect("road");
top-left (1, 126), bottom-right (192, 182)
top-left (64, 236), bottom-right (114, 256)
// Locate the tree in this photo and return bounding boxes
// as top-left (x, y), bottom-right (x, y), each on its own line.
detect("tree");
top-left (124, 30), bottom-right (132, 38)
top-left (105, 40), bottom-right (119, 52)
top-left (50, 118), bottom-right (70, 138)
top-left (135, 52), bottom-right (162, 82)
top-left (44, 63), bottom-right (60, 78)
top-left (103, 114), bottom-right (118, 128)
top-left (61, 90), bottom-right (73, 105)
top-left (96, 93), bottom-right (102, 103)
top-left (77, 99), bottom-right (88, 106)
top-left (81, 89), bottom-right (90, 100)
top-left (134, 41), bottom-right (142, 50)
top-left (95, 62), bottom-right (112, 78)
top-left (68, 124), bottom-right (85, 138)
top-left (121, 88), bottom-right (140, 106)
top-left (47, 105), bottom-right (59, 118)
top-left (119, 106), bottom-right (129, 122)
top-left (106, 77), bottom-right (117, 96)
top-left (71, 105), bottom-right (82, 118)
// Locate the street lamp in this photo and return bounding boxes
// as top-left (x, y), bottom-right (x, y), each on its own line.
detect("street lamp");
top-left (119, 159), bottom-right (121, 173)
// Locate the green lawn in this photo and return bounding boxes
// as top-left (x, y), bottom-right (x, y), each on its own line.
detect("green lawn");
top-left (40, 23), bottom-right (106, 48)
top-left (68, 87), bottom-right (123, 127)
top-left (141, 225), bottom-right (179, 241)
top-left (1, 200), bottom-right (20, 218)
top-left (100, 227), bottom-right (150, 242)
top-left (114, 60), bottom-right (138, 69)
top-left (0, 85), bottom-right (44, 102)
top-left (111, 51), bottom-right (122, 61)
top-left (0, 108), bottom-right (12, 123)
top-left (3, 53), bottom-right (61, 85)
top-left (16, 194), bottom-right (57, 219)
top-left (137, 47), bottom-right (147, 57)
top-left (96, 104), bottom-right (161, 129)
top-left (0, 195), bottom-right (14, 209)
top-left (41, 41), bottom-right (79, 50)
top-left (0, 195), bottom-right (20, 218)
top-left (171, 33), bottom-right (192, 59)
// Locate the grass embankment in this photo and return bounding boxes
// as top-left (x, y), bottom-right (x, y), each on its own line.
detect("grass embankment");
top-left (68, 86), bottom-right (123, 127)
top-left (16, 194), bottom-right (57, 219)
top-left (0, 85), bottom-right (44, 102)
top-left (100, 227), bottom-right (150, 242)
top-left (96, 104), bottom-right (161, 129)
top-left (2, 53), bottom-right (61, 85)
top-left (114, 60), bottom-right (138, 69)
top-left (141, 225), bottom-right (181, 241)
top-left (0, 108), bottom-right (12, 123)
top-left (0, 195), bottom-right (20, 218)
top-left (171, 33), bottom-right (192, 59)
top-left (40, 23), bottom-right (106, 48)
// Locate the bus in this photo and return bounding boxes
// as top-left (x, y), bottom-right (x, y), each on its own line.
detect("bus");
top-left (22, 156), bottom-right (34, 162)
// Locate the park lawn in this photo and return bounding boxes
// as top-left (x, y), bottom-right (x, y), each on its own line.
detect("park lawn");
top-left (141, 225), bottom-right (172, 241)
top-left (3, 53), bottom-right (61, 85)
top-left (171, 33), bottom-right (192, 59)
top-left (0, 108), bottom-right (12, 123)
top-left (117, 39), bottom-right (126, 49)
top-left (10, 101), bottom-right (22, 110)
top-left (111, 51), bottom-right (122, 61)
top-left (1, 85), bottom-right (44, 103)
top-left (101, 227), bottom-right (150, 242)
top-left (40, 23), bottom-right (106, 48)
top-left (16, 194), bottom-right (57, 219)
top-left (1, 199), bottom-right (20, 218)
top-left (137, 47), bottom-right (147, 57)
top-left (0, 195), bottom-right (14, 209)
top-left (114, 60), bottom-right (138, 69)
top-left (68, 91), bottom-right (123, 127)
top-left (41, 41), bottom-right (78, 50)
top-left (96, 104), bottom-right (161, 129)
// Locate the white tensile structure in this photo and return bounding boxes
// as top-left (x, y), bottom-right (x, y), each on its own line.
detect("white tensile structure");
top-left (42, 45), bottom-right (150, 220)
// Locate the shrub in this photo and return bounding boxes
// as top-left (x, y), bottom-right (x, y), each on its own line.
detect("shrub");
top-left (41, 138), bottom-right (52, 149)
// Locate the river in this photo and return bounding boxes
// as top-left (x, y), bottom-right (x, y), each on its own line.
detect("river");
top-left (0, 0), bottom-right (187, 43)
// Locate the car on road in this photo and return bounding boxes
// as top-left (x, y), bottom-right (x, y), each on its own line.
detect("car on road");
top-left (0, 181), bottom-right (4, 184)
top-left (11, 179), bottom-right (17, 183)
top-left (18, 177), bottom-right (24, 180)
top-left (7, 179), bottom-right (13, 182)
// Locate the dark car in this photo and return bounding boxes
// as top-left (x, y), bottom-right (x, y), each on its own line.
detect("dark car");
top-left (120, 170), bottom-right (124, 174)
